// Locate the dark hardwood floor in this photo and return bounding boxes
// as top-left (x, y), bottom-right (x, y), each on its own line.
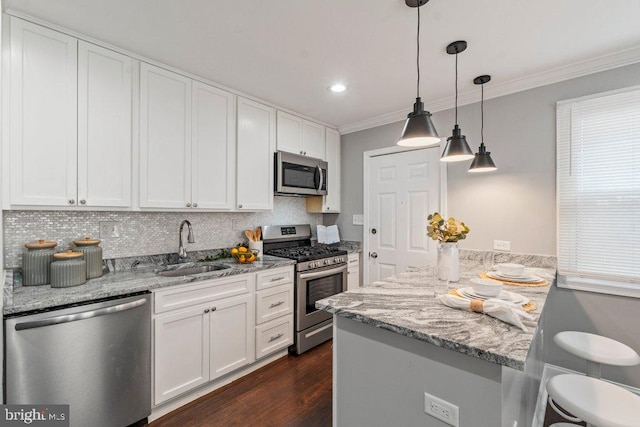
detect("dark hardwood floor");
top-left (149, 341), bottom-right (333, 427)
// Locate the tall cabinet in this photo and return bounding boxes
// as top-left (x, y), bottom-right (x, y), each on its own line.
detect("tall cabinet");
top-left (8, 18), bottom-right (132, 208)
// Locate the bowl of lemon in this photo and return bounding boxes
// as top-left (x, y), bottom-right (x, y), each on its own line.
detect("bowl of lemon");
top-left (230, 246), bottom-right (259, 264)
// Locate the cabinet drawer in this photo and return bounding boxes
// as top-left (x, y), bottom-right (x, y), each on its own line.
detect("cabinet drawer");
top-left (154, 274), bottom-right (254, 314)
top-left (256, 266), bottom-right (293, 291)
top-left (348, 253), bottom-right (359, 265)
top-left (255, 315), bottom-right (293, 359)
top-left (255, 284), bottom-right (293, 325)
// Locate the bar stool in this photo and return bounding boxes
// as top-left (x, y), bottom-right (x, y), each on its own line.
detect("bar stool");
top-left (547, 331), bottom-right (640, 427)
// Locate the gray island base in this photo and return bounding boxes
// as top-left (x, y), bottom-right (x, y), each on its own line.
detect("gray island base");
top-left (317, 260), bottom-right (555, 427)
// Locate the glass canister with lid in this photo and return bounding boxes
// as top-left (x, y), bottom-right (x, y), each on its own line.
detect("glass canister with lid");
top-left (73, 237), bottom-right (103, 279)
top-left (50, 250), bottom-right (87, 288)
top-left (22, 239), bottom-right (57, 286)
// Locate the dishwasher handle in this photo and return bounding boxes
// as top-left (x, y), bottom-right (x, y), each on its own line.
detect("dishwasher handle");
top-left (15, 297), bottom-right (148, 331)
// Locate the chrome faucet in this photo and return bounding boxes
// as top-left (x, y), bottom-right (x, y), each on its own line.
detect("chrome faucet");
top-left (178, 220), bottom-right (195, 259)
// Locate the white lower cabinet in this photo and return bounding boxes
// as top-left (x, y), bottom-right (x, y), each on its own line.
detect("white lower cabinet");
top-left (153, 266), bottom-right (294, 406)
top-left (347, 253), bottom-right (360, 290)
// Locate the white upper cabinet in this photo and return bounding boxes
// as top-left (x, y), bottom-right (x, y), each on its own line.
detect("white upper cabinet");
top-left (78, 41), bottom-right (133, 207)
top-left (323, 128), bottom-right (341, 213)
top-left (276, 111), bottom-right (326, 160)
top-left (236, 97), bottom-right (276, 211)
top-left (191, 81), bottom-right (236, 210)
top-left (9, 18), bottom-right (78, 206)
top-left (302, 120), bottom-right (326, 160)
top-left (8, 18), bottom-right (132, 209)
top-left (139, 63), bottom-right (192, 208)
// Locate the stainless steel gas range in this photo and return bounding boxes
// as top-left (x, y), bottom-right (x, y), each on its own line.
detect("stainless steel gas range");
top-left (262, 224), bottom-right (347, 354)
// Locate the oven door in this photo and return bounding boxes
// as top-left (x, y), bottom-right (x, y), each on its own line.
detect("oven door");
top-left (296, 263), bottom-right (347, 331)
top-left (275, 151), bottom-right (328, 196)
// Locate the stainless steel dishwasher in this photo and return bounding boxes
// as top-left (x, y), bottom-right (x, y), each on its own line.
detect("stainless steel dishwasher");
top-left (5, 293), bottom-right (151, 427)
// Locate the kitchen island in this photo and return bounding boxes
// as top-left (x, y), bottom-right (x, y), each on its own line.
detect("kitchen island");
top-left (317, 258), bottom-right (555, 427)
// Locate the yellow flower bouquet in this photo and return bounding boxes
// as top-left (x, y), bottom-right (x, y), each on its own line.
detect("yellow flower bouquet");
top-left (427, 212), bottom-right (470, 242)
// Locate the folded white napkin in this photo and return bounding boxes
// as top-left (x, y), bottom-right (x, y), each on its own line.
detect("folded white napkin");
top-left (437, 294), bottom-right (535, 332)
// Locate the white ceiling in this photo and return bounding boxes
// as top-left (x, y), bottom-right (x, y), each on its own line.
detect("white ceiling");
top-left (6, 0), bottom-right (640, 133)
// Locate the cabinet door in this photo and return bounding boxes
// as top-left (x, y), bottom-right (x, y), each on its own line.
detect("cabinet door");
top-left (140, 63), bottom-right (191, 208)
top-left (191, 81), bottom-right (236, 210)
top-left (236, 97), bottom-right (275, 211)
top-left (348, 253), bottom-right (360, 290)
top-left (276, 110), bottom-right (302, 154)
top-left (9, 18), bottom-right (77, 206)
top-left (78, 41), bottom-right (132, 208)
top-left (302, 120), bottom-right (326, 160)
top-left (154, 305), bottom-right (210, 405)
top-left (209, 293), bottom-right (255, 379)
top-left (323, 128), bottom-right (341, 212)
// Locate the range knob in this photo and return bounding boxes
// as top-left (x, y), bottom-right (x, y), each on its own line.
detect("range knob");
top-left (324, 259), bottom-right (330, 265)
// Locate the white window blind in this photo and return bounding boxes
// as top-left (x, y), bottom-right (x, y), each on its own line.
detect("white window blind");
top-left (557, 87), bottom-right (640, 294)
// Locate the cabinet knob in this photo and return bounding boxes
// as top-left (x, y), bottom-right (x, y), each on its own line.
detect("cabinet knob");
top-left (68, 199), bottom-right (75, 205)
top-left (326, 206), bottom-right (330, 210)
top-left (80, 199), bottom-right (86, 205)
top-left (303, 151), bottom-right (307, 155)
top-left (238, 204), bottom-right (243, 209)
top-left (193, 203), bottom-right (198, 208)
top-left (204, 309), bottom-right (210, 314)
top-left (186, 203), bottom-right (191, 207)
top-left (211, 307), bottom-right (217, 312)
top-left (300, 150), bottom-right (303, 155)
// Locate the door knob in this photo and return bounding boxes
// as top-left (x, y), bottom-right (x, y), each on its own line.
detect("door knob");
top-left (371, 228), bottom-right (377, 234)
top-left (370, 252), bottom-right (378, 258)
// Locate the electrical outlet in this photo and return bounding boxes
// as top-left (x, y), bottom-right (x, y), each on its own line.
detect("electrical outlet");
top-left (99, 221), bottom-right (120, 238)
top-left (424, 392), bottom-right (459, 427)
top-left (493, 240), bottom-right (511, 251)
top-left (352, 214), bottom-right (364, 226)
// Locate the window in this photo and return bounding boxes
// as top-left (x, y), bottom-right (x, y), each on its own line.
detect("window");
top-left (556, 86), bottom-right (640, 297)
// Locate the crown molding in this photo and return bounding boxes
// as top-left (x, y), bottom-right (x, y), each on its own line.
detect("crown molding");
top-left (338, 45), bottom-right (640, 135)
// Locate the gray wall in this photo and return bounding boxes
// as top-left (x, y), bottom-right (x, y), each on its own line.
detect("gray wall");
top-left (337, 62), bottom-right (640, 256)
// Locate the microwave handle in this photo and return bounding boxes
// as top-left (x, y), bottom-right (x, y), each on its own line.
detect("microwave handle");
top-left (316, 165), bottom-right (324, 192)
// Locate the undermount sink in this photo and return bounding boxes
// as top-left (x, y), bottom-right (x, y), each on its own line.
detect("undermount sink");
top-left (155, 264), bottom-right (230, 277)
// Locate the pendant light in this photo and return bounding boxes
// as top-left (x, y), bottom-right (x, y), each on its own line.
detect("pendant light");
top-left (469, 75), bottom-right (497, 173)
top-left (440, 40), bottom-right (474, 162)
top-left (397, 0), bottom-right (440, 147)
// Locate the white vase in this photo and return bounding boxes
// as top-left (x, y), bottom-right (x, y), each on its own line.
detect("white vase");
top-left (437, 242), bottom-right (459, 282)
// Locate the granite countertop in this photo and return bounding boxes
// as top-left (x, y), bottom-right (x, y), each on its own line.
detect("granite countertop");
top-left (4, 255), bottom-right (295, 316)
top-left (317, 259), bottom-right (556, 371)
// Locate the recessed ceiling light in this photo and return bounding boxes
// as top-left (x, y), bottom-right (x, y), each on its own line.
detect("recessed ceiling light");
top-left (329, 83), bottom-right (347, 93)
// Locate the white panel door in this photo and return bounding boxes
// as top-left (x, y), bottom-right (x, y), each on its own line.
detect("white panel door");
top-left (154, 305), bottom-right (210, 405)
top-left (191, 81), bottom-right (236, 210)
top-left (236, 97), bottom-right (275, 211)
top-left (323, 128), bottom-right (341, 212)
top-left (139, 63), bottom-right (191, 208)
top-left (302, 120), bottom-right (326, 160)
top-left (9, 18), bottom-right (77, 206)
top-left (367, 148), bottom-right (440, 284)
top-left (78, 41), bottom-right (132, 208)
top-left (276, 110), bottom-right (302, 155)
top-left (209, 293), bottom-right (255, 379)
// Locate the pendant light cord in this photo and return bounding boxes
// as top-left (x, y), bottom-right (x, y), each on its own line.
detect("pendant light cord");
top-left (480, 83), bottom-right (484, 145)
top-left (454, 53), bottom-right (458, 124)
top-left (416, 5), bottom-right (420, 98)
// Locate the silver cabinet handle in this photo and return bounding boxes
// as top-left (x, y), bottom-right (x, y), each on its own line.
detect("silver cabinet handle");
top-left (370, 252), bottom-right (378, 258)
top-left (269, 333), bottom-right (284, 342)
top-left (204, 308), bottom-right (210, 313)
top-left (14, 298), bottom-right (147, 331)
top-left (79, 199), bottom-right (86, 205)
top-left (193, 203), bottom-right (198, 208)
top-left (68, 199), bottom-right (75, 205)
top-left (270, 276), bottom-right (286, 282)
top-left (186, 203), bottom-right (191, 207)
top-left (269, 301), bottom-right (285, 308)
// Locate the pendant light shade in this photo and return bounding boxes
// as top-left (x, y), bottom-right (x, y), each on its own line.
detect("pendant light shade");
top-left (397, 0), bottom-right (440, 147)
top-left (441, 40), bottom-right (474, 162)
top-left (469, 75), bottom-right (497, 173)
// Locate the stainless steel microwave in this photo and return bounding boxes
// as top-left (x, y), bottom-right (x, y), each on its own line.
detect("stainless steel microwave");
top-left (275, 151), bottom-right (328, 196)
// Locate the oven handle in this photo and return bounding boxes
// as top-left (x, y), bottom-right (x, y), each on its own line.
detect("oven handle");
top-left (299, 264), bottom-right (347, 280)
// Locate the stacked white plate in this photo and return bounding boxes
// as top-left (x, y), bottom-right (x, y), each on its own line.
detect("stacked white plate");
top-left (458, 286), bottom-right (529, 305)
top-left (485, 269), bottom-right (545, 284)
